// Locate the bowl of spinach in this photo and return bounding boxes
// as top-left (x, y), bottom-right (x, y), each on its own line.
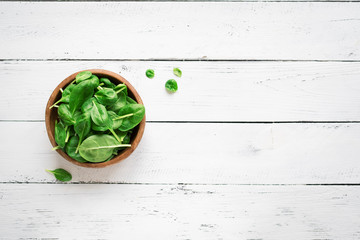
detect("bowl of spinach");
top-left (45, 69), bottom-right (146, 168)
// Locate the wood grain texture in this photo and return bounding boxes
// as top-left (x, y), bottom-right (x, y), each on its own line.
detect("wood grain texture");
top-left (1, 2), bottom-right (360, 60)
top-left (2, 61), bottom-right (360, 121)
top-left (1, 122), bottom-right (359, 184)
top-left (0, 184), bottom-right (359, 239)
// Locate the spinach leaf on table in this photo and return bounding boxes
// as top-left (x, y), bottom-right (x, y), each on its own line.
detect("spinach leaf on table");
top-left (46, 168), bottom-right (72, 182)
top-left (79, 134), bottom-right (131, 162)
top-left (146, 69), bottom-right (155, 79)
top-left (165, 79), bottom-right (178, 93)
top-left (173, 68), bottom-right (182, 77)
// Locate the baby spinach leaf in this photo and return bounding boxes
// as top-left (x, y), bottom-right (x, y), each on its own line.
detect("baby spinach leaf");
top-left (46, 168), bottom-right (72, 182)
top-left (145, 69), bottom-right (155, 79)
top-left (75, 71), bottom-right (92, 83)
top-left (173, 68), bottom-right (182, 77)
top-left (58, 104), bottom-right (76, 126)
top-left (116, 104), bottom-right (145, 131)
top-left (108, 111), bottom-right (123, 129)
top-left (81, 97), bottom-right (95, 113)
top-left (54, 120), bottom-right (66, 148)
top-left (126, 96), bottom-right (137, 105)
top-left (74, 113), bottom-right (91, 153)
top-left (100, 78), bottom-right (116, 88)
top-left (65, 135), bottom-right (87, 162)
top-left (92, 122), bottom-right (108, 132)
top-left (114, 84), bottom-right (128, 96)
top-left (95, 88), bottom-right (118, 106)
top-left (165, 79), bottom-right (178, 93)
top-left (49, 84), bottom-right (76, 109)
top-left (88, 75), bottom-right (100, 88)
top-left (108, 91), bottom-right (126, 112)
top-left (79, 134), bottom-right (131, 162)
top-left (91, 101), bottom-right (111, 127)
top-left (69, 80), bottom-right (94, 114)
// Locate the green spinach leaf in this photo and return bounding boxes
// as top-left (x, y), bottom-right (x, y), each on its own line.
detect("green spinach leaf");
top-left (173, 68), bottom-right (182, 77)
top-left (69, 80), bottom-right (94, 114)
top-left (100, 78), bottom-right (116, 88)
top-left (79, 135), bottom-right (131, 162)
top-left (58, 104), bottom-right (76, 125)
top-left (126, 96), bottom-right (137, 105)
top-left (76, 71), bottom-right (92, 83)
top-left (108, 91), bottom-right (126, 112)
top-left (116, 104), bottom-right (145, 131)
top-left (95, 88), bottom-right (118, 105)
top-left (54, 120), bottom-right (66, 148)
top-left (165, 79), bottom-right (178, 93)
top-left (65, 135), bottom-right (87, 162)
top-left (74, 112), bottom-right (91, 153)
top-left (145, 69), bottom-right (155, 79)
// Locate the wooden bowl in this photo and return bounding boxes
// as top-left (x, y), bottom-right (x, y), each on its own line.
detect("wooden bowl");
top-left (45, 69), bottom-right (146, 168)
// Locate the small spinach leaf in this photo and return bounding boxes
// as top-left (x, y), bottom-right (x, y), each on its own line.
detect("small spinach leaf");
top-left (46, 168), bottom-right (72, 182)
top-left (145, 69), bottom-right (155, 79)
top-left (173, 68), bottom-right (182, 77)
top-left (165, 79), bottom-right (178, 93)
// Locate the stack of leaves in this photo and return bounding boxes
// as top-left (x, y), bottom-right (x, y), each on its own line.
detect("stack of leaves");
top-left (50, 71), bottom-right (145, 163)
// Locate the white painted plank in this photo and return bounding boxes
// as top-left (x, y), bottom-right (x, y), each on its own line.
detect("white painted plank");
top-left (1, 2), bottom-right (360, 60)
top-left (0, 184), bottom-right (359, 239)
top-left (1, 122), bottom-right (359, 184)
top-left (2, 61), bottom-right (360, 121)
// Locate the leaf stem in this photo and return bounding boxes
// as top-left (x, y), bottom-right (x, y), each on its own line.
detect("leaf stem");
top-left (113, 113), bottom-right (134, 120)
top-left (99, 83), bottom-right (104, 86)
top-left (49, 98), bottom-right (63, 109)
top-left (52, 146), bottom-right (61, 151)
top-left (109, 128), bottom-right (121, 142)
top-left (115, 86), bottom-right (126, 94)
top-left (75, 138), bottom-right (82, 153)
top-left (60, 88), bottom-right (64, 93)
top-left (83, 144), bottom-right (131, 150)
top-left (97, 86), bottom-right (103, 91)
top-left (65, 128), bottom-right (70, 143)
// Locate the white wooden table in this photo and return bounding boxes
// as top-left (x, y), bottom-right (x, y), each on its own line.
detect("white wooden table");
top-left (1, 1), bottom-right (360, 239)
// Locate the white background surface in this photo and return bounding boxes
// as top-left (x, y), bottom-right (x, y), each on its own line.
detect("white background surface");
top-left (1, 2), bottom-right (360, 239)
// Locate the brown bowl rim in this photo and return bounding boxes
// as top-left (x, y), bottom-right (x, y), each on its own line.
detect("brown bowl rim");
top-left (45, 69), bottom-right (146, 168)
